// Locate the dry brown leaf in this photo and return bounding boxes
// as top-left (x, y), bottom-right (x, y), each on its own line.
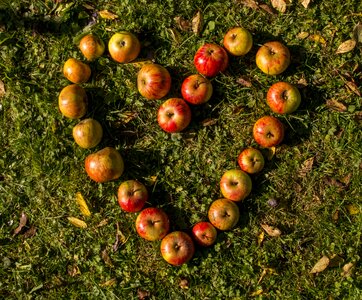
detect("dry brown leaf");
top-left (346, 204), bottom-right (360, 215)
top-left (310, 256), bottom-right (330, 273)
top-left (336, 39), bottom-right (356, 54)
top-left (67, 264), bottom-right (81, 277)
top-left (179, 278), bottom-right (189, 289)
top-left (298, 157), bottom-right (314, 177)
top-left (101, 249), bottom-right (113, 267)
top-left (309, 34), bottom-right (327, 46)
top-left (354, 111), bottom-right (362, 122)
top-left (353, 23), bottom-right (362, 44)
top-left (96, 218), bottom-right (109, 227)
top-left (257, 231), bottom-right (265, 246)
top-left (326, 99), bottom-right (347, 112)
top-left (329, 254), bottom-right (344, 267)
top-left (236, 0), bottom-right (259, 10)
top-left (261, 224), bottom-right (281, 237)
top-left (98, 10), bottom-right (118, 20)
top-left (13, 212), bottom-right (28, 236)
top-left (237, 76), bottom-right (252, 87)
top-left (265, 146), bottom-right (276, 161)
top-left (99, 278), bottom-right (117, 287)
top-left (113, 222), bottom-right (127, 252)
top-left (167, 28), bottom-right (182, 44)
top-left (341, 173), bottom-right (352, 186)
top-left (201, 118), bottom-right (217, 127)
top-left (192, 10), bottom-right (203, 35)
top-left (0, 79), bottom-right (5, 97)
top-left (174, 16), bottom-right (191, 31)
top-left (297, 31), bottom-right (310, 39)
top-left (323, 177), bottom-right (345, 190)
top-left (345, 81), bottom-right (361, 97)
top-left (120, 111), bottom-right (138, 124)
top-left (259, 4), bottom-right (277, 15)
top-left (341, 262), bottom-right (354, 277)
top-left (67, 217), bottom-right (87, 229)
top-left (76, 192), bottom-right (91, 217)
top-left (23, 226), bottom-right (37, 239)
top-left (250, 289), bottom-right (263, 297)
top-left (301, 0), bottom-right (312, 8)
top-left (332, 209), bottom-right (339, 222)
top-left (137, 289), bottom-right (150, 300)
top-left (271, 0), bottom-right (288, 13)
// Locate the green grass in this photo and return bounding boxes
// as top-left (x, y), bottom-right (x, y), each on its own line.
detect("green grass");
top-left (0, 0), bottom-right (361, 299)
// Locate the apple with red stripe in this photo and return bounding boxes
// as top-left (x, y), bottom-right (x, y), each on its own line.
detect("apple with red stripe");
top-left (208, 199), bottom-right (240, 231)
top-left (191, 221), bottom-right (217, 247)
top-left (117, 180), bottom-right (148, 213)
top-left (157, 98), bottom-right (191, 133)
top-left (181, 74), bottom-right (213, 105)
top-left (194, 43), bottom-right (229, 77)
top-left (266, 82), bottom-right (301, 114)
top-left (237, 148), bottom-right (265, 174)
top-left (253, 116), bottom-right (285, 148)
top-left (220, 169), bottom-right (252, 202)
top-left (135, 207), bottom-right (170, 241)
top-left (256, 41), bottom-right (290, 75)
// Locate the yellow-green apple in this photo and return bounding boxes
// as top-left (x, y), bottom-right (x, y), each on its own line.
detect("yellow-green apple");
top-left (160, 231), bottom-right (195, 266)
top-left (79, 34), bottom-right (105, 61)
top-left (220, 169), bottom-right (252, 202)
top-left (191, 221), bottom-right (217, 247)
top-left (237, 148), bottom-right (265, 174)
top-left (266, 82), bottom-right (301, 114)
top-left (72, 118), bottom-right (103, 149)
top-left (117, 180), bottom-right (148, 213)
top-left (58, 84), bottom-right (88, 119)
top-left (208, 199), bottom-right (240, 231)
top-left (253, 116), bottom-right (285, 148)
top-left (85, 147), bottom-right (124, 183)
top-left (137, 64), bottom-right (171, 100)
top-left (223, 27), bottom-right (253, 56)
top-left (194, 43), bottom-right (229, 77)
top-left (63, 58), bottom-right (91, 84)
top-left (108, 31), bottom-right (140, 63)
top-left (135, 207), bottom-right (170, 241)
top-left (157, 98), bottom-right (191, 133)
top-left (256, 41), bottom-right (290, 75)
top-left (181, 74), bottom-right (213, 105)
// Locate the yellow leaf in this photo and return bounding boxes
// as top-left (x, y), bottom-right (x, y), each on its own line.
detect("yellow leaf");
top-left (126, 59), bottom-right (153, 68)
top-left (301, 0), bottom-right (312, 9)
top-left (261, 224), bottom-right (281, 237)
top-left (98, 10), bottom-right (118, 20)
top-left (67, 217), bottom-right (87, 229)
top-left (250, 289), bottom-right (263, 297)
top-left (265, 146), bottom-right (276, 161)
top-left (297, 31), bottom-right (310, 39)
top-left (346, 204), bottom-right (360, 215)
top-left (341, 262), bottom-right (354, 277)
top-left (345, 81), bottom-right (361, 97)
top-left (257, 231), bottom-right (265, 246)
top-left (336, 39), bottom-right (356, 54)
top-left (309, 34), bottom-right (327, 46)
top-left (298, 157), bottom-right (315, 177)
top-left (99, 278), bottom-right (117, 287)
top-left (310, 256), bottom-right (329, 273)
top-left (191, 10), bottom-right (203, 35)
top-left (271, 0), bottom-right (288, 13)
top-left (76, 192), bottom-right (91, 217)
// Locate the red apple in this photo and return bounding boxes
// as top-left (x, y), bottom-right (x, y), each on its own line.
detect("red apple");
top-left (208, 199), bottom-right (240, 231)
top-left (58, 84), bottom-right (88, 119)
top-left (266, 82), bottom-right (301, 114)
top-left (253, 116), bottom-right (285, 148)
top-left (137, 64), bottom-right (171, 100)
top-left (223, 27), bottom-right (253, 56)
top-left (79, 34), bottom-right (105, 61)
top-left (220, 169), bottom-right (252, 202)
top-left (237, 148), bottom-right (265, 174)
top-left (117, 180), bottom-right (148, 213)
top-left (72, 118), bottom-right (103, 149)
top-left (160, 231), bottom-right (195, 266)
top-left (191, 221), bottom-right (217, 247)
top-left (256, 41), bottom-right (290, 75)
top-left (63, 58), bottom-right (91, 84)
top-left (108, 31), bottom-right (140, 63)
top-left (194, 43), bottom-right (229, 77)
top-left (135, 207), bottom-right (170, 241)
top-left (181, 74), bottom-right (213, 105)
top-left (85, 147), bottom-right (124, 183)
top-left (157, 98), bottom-right (191, 133)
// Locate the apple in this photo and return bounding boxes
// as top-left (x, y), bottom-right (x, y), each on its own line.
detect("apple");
top-left (266, 82), bottom-right (301, 114)
top-left (220, 169), bottom-right (252, 202)
top-left (63, 58), bottom-right (91, 84)
top-left (137, 64), bottom-right (171, 100)
top-left (253, 116), bottom-right (285, 148)
top-left (160, 231), bottom-right (195, 266)
top-left (157, 98), bottom-right (191, 133)
top-left (117, 180), bottom-right (148, 213)
top-left (181, 74), bottom-right (213, 105)
top-left (85, 147), bottom-right (124, 183)
top-left (208, 199), bottom-right (240, 231)
top-left (223, 27), bottom-right (253, 56)
top-left (255, 41), bottom-right (290, 75)
top-left (108, 31), bottom-right (140, 63)
top-left (58, 84), bottom-right (88, 119)
top-left (72, 118), bottom-right (103, 149)
top-left (194, 43), bottom-right (229, 77)
top-left (79, 34), bottom-right (105, 61)
top-left (191, 221), bottom-right (217, 247)
top-left (135, 207), bottom-right (170, 241)
top-left (237, 148), bottom-right (265, 174)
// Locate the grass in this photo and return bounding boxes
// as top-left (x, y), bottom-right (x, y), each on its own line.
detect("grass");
top-left (0, 0), bottom-right (361, 299)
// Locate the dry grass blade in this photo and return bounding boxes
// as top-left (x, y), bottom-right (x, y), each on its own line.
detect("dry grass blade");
top-left (353, 23), bottom-right (362, 43)
top-left (99, 278), bottom-right (117, 287)
top-left (336, 39), bottom-right (356, 54)
top-left (126, 59), bottom-right (153, 68)
top-left (298, 157), bottom-right (314, 177)
top-left (168, 28), bottom-right (181, 44)
top-left (201, 118), bottom-right (217, 127)
top-left (67, 217), bottom-right (87, 228)
top-left (271, 0), bottom-right (288, 13)
top-left (310, 256), bottom-right (330, 273)
top-left (192, 10), bottom-right (203, 35)
top-left (345, 81), bottom-right (361, 97)
top-left (261, 224), bottom-right (281, 237)
top-left (250, 289), bottom-right (263, 296)
top-left (259, 4), bottom-right (277, 15)
top-left (174, 16), bottom-right (191, 31)
top-left (98, 10), bottom-right (118, 20)
top-left (13, 212), bottom-right (28, 236)
top-left (236, 76), bottom-right (252, 87)
top-left (301, 0), bottom-right (312, 9)
top-left (75, 192), bottom-right (91, 217)
top-left (257, 231), bottom-right (265, 246)
top-left (326, 99), bottom-right (347, 112)
top-left (0, 79), bottom-right (5, 97)
top-left (235, 0), bottom-right (259, 10)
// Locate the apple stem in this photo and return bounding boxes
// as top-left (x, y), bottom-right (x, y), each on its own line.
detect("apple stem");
top-left (282, 90), bottom-right (288, 101)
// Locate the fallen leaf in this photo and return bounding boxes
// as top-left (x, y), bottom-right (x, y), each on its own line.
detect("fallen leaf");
top-left (336, 39), bottom-right (356, 54)
top-left (137, 289), bottom-right (150, 300)
top-left (236, 76), bottom-right (252, 87)
top-left (236, 0), bottom-right (259, 10)
top-left (329, 254), bottom-right (344, 267)
top-left (353, 23), bottom-right (362, 44)
top-left (297, 31), bottom-right (310, 39)
top-left (67, 264), bottom-right (81, 277)
top-left (309, 34), bottom-right (327, 46)
top-left (345, 81), bottom-right (361, 97)
top-left (332, 209), bottom-right (339, 222)
top-left (298, 157), bottom-right (314, 177)
top-left (265, 146), bottom-right (276, 161)
top-left (267, 198), bottom-right (278, 207)
top-left (297, 76), bottom-right (308, 87)
top-left (0, 79), bottom-right (5, 97)
top-left (174, 16), bottom-right (191, 31)
top-left (99, 278), bottom-right (117, 287)
top-left (323, 177), bottom-right (345, 190)
top-left (167, 28), bottom-right (182, 44)
top-left (341, 262), bottom-right (354, 277)
top-left (258, 267), bottom-right (277, 284)
top-left (13, 212), bottom-right (28, 236)
top-left (76, 192), bottom-right (91, 217)
top-left (98, 10), bottom-right (118, 20)
top-left (101, 249), bottom-right (113, 267)
top-left (261, 224), bottom-right (281, 237)
top-left (120, 111), bottom-right (138, 124)
top-left (271, 0), bottom-right (288, 13)
top-left (201, 118), bottom-right (217, 127)
top-left (23, 226), bottom-right (37, 239)
top-left (96, 218), bottom-right (109, 227)
top-left (259, 4), bottom-right (277, 15)
top-left (346, 204), bottom-right (360, 215)
top-left (191, 10), bottom-right (203, 35)
top-left (310, 256), bottom-right (330, 273)
top-left (301, 0), bottom-right (312, 8)
top-left (82, 4), bottom-right (95, 10)
top-left (326, 99), bottom-right (347, 112)
top-left (67, 217), bottom-right (87, 229)
top-left (340, 173), bottom-right (352, 186)
top-left (179, 278), bottom-right (189, 289)
top-left (113, 222), bottom-right (127, 252)
top-left (126, 59), bottom-right (153, 68)
top-left (250, 289), bottom-right (263, 297)
top-left (257, 231), bottom-right (265, 246)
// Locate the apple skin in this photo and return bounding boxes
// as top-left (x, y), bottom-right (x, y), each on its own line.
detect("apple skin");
top-left (191, 221), bottom-right (217, 247)
top-left (117, 180), bottom-right (148, 213)
top-left (137, 64), bottom-right (171, 100)
top-left (85, 147), bottom-right (124, 183)
top-left (237, 148), bottom-right (265, 174)
top-left (194, 43), bottom-right (229, 77)
top-left (72, 118), bottom-right (103, 149)
top-left (220, 169), bottom-right (252, 202)
top-left (223, 27), bottom-right (253, 56)
top-left (181, 74), bottom-right (213, 105)
top-left (208, 199), bottom-right (240, 231)
top-left (79, 34), bottom-right (105, 61)
top-left (58, 84), bottom-right (88, 119)
top-left (253, 116), bottom-right (285, 148)
top-left (63, 58), bottom-right (91, 84)
top-left (108, 31), bottom-right (141, 63)
top-left (135, 207), bottom-right (170, 241)
top-left (160, 231), bottom-right (195, 266)
top-left (157, 98), bottom-right (191, 133)
top-left (255, 41), bottom-right (290, 75)
top-left (266, 82), bottom-right (301, 114)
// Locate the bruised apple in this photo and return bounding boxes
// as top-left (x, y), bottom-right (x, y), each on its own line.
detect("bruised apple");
top-left (79, 34), bottom-right (105, 61)
top-left (72, 118), bottom-right (103, 149)
top-left (58, 84), bottom-right (87, 119)
top-left (63, 58), bottom-right (91, 84)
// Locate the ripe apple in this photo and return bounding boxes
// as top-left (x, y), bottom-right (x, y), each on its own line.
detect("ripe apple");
top-left (137, 64), bottom-right (171, 100)
top-left (255, 41), bottom-right (290, 75)
top-left (79, 34), bottom-right (105, 61)
top-left (181, 74), bottom-right (213, 105)
top-left (135, 207), bottom-right (170, 241)
top-left (63, 58), bottom-right (91, 84)
top-left (117, 180), bottom-right (148, 213)
top-left (157, 98), bottom-right (191, 133)
top-left (266, 82), bottom-right (301, 114)
top-left (58, 84), bottom-right (88, 119)
top-left (194, 43), bottom-right (229, 77)
top-left (237, 148), bottom-right (265, 174)
top-left (85, 147), bottom-right (124, 183)
top-left (223, 27), bottom-right (253, 56)
top-left (160, 231), bottom-right (195, 266)
top-left (72, 118), bottom-right (103, 149)
top-left (208, 199), bottom-right (240, 231)
top-left (191, 221), bottom-right (217, 247)
top-left (253, 116), bottom-right (285, 148)
top-left (220, 169), bottom-right (252, 202)
top-left (108, 31), bottom-right (140, 63)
